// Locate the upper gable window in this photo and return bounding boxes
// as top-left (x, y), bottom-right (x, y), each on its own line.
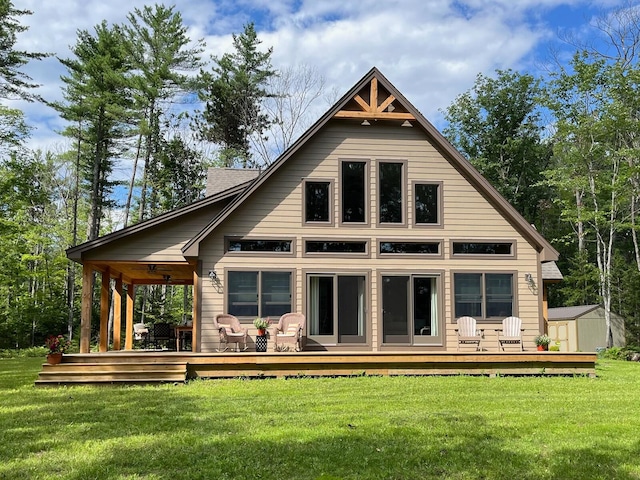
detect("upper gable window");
top-left (452, 242), bottom-right (514, 256)
top-left (379, 162), bottom-right (404, 224)
top-left (305, 241), bottom-right (367, 254)
top-left (227, 239), bottom-right (293, 253)
top-left (304, 180), bottom-right (331, 223)
top-left (380, 241), bottom-right (440, 255)
top-left (341, 161), bottom-right (367, 224)
top-left (415, 183), bottom-right (440, 225)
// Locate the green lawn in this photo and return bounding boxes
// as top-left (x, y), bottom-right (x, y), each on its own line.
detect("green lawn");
top-left (1, 358), bottom-right (639, 479)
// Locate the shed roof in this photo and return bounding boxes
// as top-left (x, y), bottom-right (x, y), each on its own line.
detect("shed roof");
top-left (548, 305), bottom-right (600, 321)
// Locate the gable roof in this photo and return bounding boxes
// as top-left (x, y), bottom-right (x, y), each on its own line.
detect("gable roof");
top-left (183, 67), bottom-right (559, 262)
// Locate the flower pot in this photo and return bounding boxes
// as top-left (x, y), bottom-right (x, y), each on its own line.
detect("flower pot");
top-left (46, 353), bottom-right (63, 365)
top-left (257, 328), bottom-right (266, 336)
top-left (537, 345), bottom-right (547, 351)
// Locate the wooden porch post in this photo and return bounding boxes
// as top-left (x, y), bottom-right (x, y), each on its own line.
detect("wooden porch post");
top-left (99, 268), bottom-right (110, 352)
top-left (192, 267), bottom-right (200, 352)
top-left (113, 277), bottom-right (123, 350)
top-left (80, 264), bottom-right (93, 353)
top-left (542, 282), bottom-right (549, 335)
top-left (124, 284), bottom-right (135, 350)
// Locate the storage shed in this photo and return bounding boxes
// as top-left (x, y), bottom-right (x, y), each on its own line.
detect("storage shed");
top-left (547, 305), bottom-right (626, 352)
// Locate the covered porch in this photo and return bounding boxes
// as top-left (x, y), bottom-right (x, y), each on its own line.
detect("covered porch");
top-left (78, 260), bottom-right (199, 354)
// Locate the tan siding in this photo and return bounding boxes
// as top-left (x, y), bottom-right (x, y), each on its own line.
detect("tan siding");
top-left (85, 205), bottom-right (224, 262)
top-left (197, 121), bottom-right (544, 353)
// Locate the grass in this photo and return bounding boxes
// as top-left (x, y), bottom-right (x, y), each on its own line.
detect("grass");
top-left (1, 359), bottom-right (640, 479)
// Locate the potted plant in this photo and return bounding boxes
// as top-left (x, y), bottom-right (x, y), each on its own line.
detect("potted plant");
top-left (534, 334), bottom-right (551, 351)
top-left (253, 318), bottom-right (270, 337)
top-left (45, 334), bottom-right (71, 364)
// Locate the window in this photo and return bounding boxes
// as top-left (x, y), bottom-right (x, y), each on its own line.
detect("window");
top-left (305, 241), bottom-right (367, 254)
top-left (380, 242), bottom-right (440, 255)
top-left (304, 181), bottom-right (331, 223)
top-left (341, 161), bottom-right (367, 223)
top-left (452, 242), bottom-right (513, 255)
top-left (227, 239), bottom-right (292, 253)
top-left (415, 183), bottom-right (440, 225)
top-left (381, 275), bottom-right (440, 345)
top-left (227, 271), bottom-right (292, 318)
top-left (379, 162), bottom-right (404, 223)
top-left (453, 272), bottom-right (513, 319)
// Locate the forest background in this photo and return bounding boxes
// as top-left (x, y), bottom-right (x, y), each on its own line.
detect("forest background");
top-left (1, 1), bottom-right (639, 349)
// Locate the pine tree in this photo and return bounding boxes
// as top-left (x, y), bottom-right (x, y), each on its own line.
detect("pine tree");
top-left (0, 0), bottom-right (50, 101)
top-left (54, 21), bottom-right (133, 241)
top-left (196, 23), bottom-right (276, 167)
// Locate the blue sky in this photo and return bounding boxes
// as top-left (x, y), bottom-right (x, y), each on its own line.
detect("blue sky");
top-left (10, 0), bottom-right (629, 153)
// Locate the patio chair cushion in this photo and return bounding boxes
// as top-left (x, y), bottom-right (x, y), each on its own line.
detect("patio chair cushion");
top-left (286, 324), bottom-right (300, 335)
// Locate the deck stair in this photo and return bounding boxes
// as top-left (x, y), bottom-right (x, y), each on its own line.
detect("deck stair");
top-left (35, 352), bottom-right (188, 387)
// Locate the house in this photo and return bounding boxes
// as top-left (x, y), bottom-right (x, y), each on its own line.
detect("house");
top-left (547, 305), bottom-right (626, 352)
top-left (67, 67), bottom-right (560, 354)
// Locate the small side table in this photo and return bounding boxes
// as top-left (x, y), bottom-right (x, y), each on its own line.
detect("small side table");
top-left (256, 335), bottom-right (267, 352)
top-left (175, 325), bottom-right (193, 352)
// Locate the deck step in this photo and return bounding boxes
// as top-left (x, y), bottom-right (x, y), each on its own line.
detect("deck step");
top-left (35, 361), bottom-right (188, 387)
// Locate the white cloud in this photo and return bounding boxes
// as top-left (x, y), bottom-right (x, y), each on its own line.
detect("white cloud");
top-left (7, 0), bottom-right (616, 150)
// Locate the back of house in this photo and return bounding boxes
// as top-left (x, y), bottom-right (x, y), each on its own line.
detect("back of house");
top-left (68, 67), bottom-right (559, 354)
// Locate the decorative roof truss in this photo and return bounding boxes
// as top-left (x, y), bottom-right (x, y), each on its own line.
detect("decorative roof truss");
top-left (334, 77), bottom-right (415, 121)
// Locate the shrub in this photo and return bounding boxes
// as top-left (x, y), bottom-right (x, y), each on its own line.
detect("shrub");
top-left (0, 347), bottom-right (48, 358)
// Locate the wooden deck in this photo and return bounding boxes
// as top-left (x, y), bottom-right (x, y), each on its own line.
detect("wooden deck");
top-left (35, 351), bottom-right (597, 386)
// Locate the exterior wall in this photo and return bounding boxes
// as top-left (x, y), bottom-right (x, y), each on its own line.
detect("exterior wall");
top-left (578, 310), bottom-right (626, 351)
top-left (578, 312), bottom-right (607, 352)
top-left (83, 204), bottom-right (226, 262)
top-left (198, 121), bottom-right (543, 353)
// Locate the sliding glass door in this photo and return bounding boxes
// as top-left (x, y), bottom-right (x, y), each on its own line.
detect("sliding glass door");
top-left (382, 274), bottom-right (441, 345)
top-left (308, 274), bottom-right (366, 344)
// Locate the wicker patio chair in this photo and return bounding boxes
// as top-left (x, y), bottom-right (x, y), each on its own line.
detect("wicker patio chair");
top-left (133, 322), bottom-right (149, 348)
top-left (496, 316), bottom-right (524, 351)
top-left (273, 313), bottom-right (305, 352)
top-left (455, 316), bottom-right (483, 351)
top-left (214, 314), bottom-right (248, 352)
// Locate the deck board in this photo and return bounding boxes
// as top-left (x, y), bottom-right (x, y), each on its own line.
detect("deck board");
top-left (35, 351), bottom-right (597, 386)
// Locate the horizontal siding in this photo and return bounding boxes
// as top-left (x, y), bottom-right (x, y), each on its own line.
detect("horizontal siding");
top-left (197, 121), bottom-right (545, 353)
top-left (86, 205), bottom-right (224, 262)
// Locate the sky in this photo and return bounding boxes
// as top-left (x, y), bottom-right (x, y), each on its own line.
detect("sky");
top-left (9, 0), bottom-right (629, 154)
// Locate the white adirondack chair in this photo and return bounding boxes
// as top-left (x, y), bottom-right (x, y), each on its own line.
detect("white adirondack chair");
top-left (455, 316), bottom-right (483, 351)
top-left (496, 316), bottom-right (524, 351)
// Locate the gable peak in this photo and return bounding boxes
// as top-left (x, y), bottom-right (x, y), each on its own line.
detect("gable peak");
top-left (334, 73), bottom-right (416, 122)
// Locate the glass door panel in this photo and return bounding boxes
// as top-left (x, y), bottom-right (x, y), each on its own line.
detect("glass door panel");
top-left (413, 277), bottom-right (438, 343)
top-left (382, 276), bottom-right (410, 343)
top-left (338, 276), bottom-right (366, 343)
top-left (309, 276), bottom-right (334, 337)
